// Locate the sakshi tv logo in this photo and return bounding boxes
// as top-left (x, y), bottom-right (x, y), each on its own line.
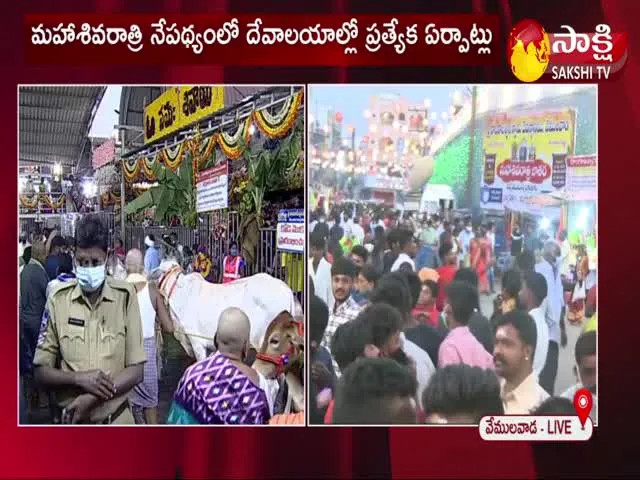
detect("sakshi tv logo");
top-left (507, 20), bottom-right (628, 82)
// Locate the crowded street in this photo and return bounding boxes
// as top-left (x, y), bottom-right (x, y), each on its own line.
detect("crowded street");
top-left (308, 84), bottom-right (598, 425)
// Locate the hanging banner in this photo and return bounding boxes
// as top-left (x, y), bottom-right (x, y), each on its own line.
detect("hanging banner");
top-left (565, 154), bottom-right (597, 198)
top-left (480, 109), bottom-right (576, 211)
top-left (196, 162), bottom-right (228, 213)
top-left (144, 86), bottom-right (225, 144)
top-left (276, 209), bottom-right (305, 254)
top-left (92, 139), bottom-right (116, 169)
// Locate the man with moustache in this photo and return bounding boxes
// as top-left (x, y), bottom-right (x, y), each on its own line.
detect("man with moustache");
top-left (561, 331), bottom-right (597, 424)
top-left (33, 215), bottom-right (145, 424)
top-left (494, 311), bottom-right (549, 414)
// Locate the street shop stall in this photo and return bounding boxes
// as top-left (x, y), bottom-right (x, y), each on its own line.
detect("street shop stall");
top-left (419, 183), bottom-right (456, 215)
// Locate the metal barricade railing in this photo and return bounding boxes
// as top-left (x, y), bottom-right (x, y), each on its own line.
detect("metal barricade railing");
top-left (19, 211), bottom-right (116, 247)
top-left (122, 212), bottom-right (304, 303)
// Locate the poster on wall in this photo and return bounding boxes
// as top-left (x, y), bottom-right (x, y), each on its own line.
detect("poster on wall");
top-left (61, 213), bottom-right (80, 239)
top-left (480, 109), bottom-right (576, 211)
top-left (276, 209), bottom-right (305, 254)
top-left (196, 163), bottom-right (228, 213)
top-left (565, 154), bottom-right (597, 200)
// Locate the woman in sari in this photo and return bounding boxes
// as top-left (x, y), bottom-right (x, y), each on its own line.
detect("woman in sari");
top-left (567, 244), bottom-right (589, 325)
top-left (193, 246), bottom-right (216, 283)
top-left (470, 226), bottom-right (491, 294)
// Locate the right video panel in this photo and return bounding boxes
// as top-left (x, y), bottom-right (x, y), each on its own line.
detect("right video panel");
top-left (307, 84), bottom-right (598, 426)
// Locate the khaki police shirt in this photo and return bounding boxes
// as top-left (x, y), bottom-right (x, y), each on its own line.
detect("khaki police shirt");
top-left (33, 277), bottom-right (146, 423)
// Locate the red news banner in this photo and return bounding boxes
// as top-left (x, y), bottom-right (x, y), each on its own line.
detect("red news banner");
top-left (25, 14), bottom-right (499, 66)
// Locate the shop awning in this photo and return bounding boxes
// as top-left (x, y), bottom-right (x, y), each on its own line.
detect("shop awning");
top-left (19, 86), bottom-right (106, 169)
top-left (525, 190), bottom-right (597, 207)
top-left (421, 184), bottom-right (455, 202)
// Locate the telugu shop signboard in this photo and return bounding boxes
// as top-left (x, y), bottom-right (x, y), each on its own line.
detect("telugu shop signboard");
top-left (480, 109), bottom-right (577, 212)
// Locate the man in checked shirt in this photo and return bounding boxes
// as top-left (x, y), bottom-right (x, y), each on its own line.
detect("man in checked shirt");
top-left (320, 256), bottom-right (362, 375)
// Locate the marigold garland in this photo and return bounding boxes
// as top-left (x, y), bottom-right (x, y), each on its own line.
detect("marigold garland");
top-left (196, 135), bottom-right (217, 170)
top-left (19, 194), bottom-right (65, 210)
top-left (188, 131), bottom-right (217, 183)
top-left (253, 90), bottom-right (303, 139)
top-left (161, 142), bottom-right (185, 171)
top-left (123, 90), bottom-right (303, 182)
top-left (19, 194), bottom-right (38, 209)
top-left (123, 158), bottom-right (141, 182)
top-left (142, 154), bottom-right (158, 181)
top-left (217, 116), bottom-right (253, 160)
top-left (100, 190), bottom-right (122, 208)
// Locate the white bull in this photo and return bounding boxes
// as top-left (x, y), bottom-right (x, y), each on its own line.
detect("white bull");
top-left (153, 259), bottom-right (298, 362)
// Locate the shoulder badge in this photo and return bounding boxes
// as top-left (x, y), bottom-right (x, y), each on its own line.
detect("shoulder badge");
top-left (108, 277), bottom-right (136, 294)
top-left (51, 279), bottom-right (77, 296)
top-left (37, 309), bottom-right (50, 348)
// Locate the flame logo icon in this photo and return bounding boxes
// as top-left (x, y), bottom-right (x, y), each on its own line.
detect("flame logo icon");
top-left (507, 20), bottom-right (551, 82)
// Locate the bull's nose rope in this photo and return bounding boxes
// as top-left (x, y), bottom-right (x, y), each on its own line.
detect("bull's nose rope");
top-left (172, 328), bottom-right (216, 343)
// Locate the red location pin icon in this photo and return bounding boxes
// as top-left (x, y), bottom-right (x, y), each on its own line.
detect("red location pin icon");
top-left (573, 388), bottom-right (593, 428)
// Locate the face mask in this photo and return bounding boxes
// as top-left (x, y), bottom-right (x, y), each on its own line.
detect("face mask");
top-left (351, 290), bottom-right (369, 303)
top-left (465, 226), bottom-right (472, 232)
top-left (230, 248), bottom-right (238, 256)
top-left (76, 264), bottom-right (106, 292)
top-left (319, 218), bottom-right (326, 223)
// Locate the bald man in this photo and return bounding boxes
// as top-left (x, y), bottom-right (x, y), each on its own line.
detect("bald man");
top-left (125, 249), bottom-right (173, 424)
top-left (167, 307), bottom-right (272, 425)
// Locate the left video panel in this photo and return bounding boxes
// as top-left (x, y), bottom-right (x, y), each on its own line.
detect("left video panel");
top-left (19, 85), bottom-right (306, 426)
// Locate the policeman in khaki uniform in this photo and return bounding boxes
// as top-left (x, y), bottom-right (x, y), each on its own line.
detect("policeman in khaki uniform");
top-left (34, 215), bottom-right (146, 425)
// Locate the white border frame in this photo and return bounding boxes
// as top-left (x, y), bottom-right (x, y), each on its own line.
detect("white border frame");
top-left (305, 83), bottom-right (598, 428)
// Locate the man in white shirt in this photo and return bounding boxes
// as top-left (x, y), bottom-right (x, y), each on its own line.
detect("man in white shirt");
top-left (309, 231), bottom-right (334, 312)
top-left (519, 271), bottom-right (549, 379)
top-left (401, 332), bottom-right (436, 409)
top-left (486, 221), bottom-right (496, 293)
top-left (535, 241), bottom-right (566, 395)
top-left (391, 229), bottom-right (417, 272)
top-left (309, 218), bottom-right (318, 234)
top-left (558, 230), bottom-right (572, 278)
top-left (457, 221), bottom-right (474, 267)
top-left (125, 249), bottom-right (173, 424)
top-left (494, 310), bottom-right (549, 414)
top-left (350, 217), bottom-right (365, 245)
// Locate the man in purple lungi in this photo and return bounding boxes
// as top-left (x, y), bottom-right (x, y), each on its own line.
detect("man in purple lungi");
top-left (167, 307), bottom-right (271, 425)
